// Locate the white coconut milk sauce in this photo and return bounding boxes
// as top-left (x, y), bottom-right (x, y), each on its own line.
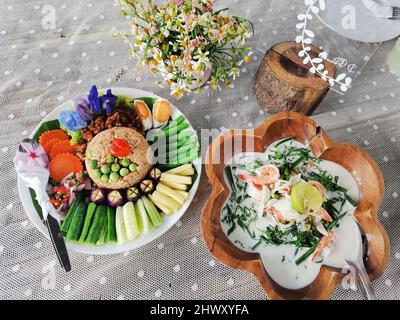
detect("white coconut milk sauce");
top-left (221, 140), bottom-right (361, 290)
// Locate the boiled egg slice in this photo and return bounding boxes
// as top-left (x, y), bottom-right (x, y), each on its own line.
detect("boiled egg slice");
top-left (134, 100), bottom-right (153, 130)
top-left (153, 98), bottom-right (172, 128)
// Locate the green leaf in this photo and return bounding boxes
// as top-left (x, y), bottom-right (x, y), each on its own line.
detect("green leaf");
top-left (32, 119), bottom-right (61, 142)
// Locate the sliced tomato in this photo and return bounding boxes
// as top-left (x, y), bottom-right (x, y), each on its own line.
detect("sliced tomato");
top-left (113, 139), bottom-right (130, 150)
top-left (110, 139), bottom-right (131, 157)
top-left (110, 145), bottom-right (130, 157)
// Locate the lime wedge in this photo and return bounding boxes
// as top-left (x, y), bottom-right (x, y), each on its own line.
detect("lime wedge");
top-left (290, 182), bottom-right (323, 213)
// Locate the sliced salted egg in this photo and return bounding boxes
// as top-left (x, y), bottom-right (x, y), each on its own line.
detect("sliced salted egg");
top-left (134, 100), bottom-right (153, 130)
top-left (153, 98), bottom-right (172, 128)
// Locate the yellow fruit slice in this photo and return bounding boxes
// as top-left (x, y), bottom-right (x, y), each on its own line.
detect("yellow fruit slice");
top-left (290, 182), bottom-right (323, 213)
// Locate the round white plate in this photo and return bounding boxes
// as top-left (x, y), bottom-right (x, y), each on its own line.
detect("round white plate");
top-left (18, 87), bottom-right (202, 255)
top-left (318, 0), bottom-right (400, 43)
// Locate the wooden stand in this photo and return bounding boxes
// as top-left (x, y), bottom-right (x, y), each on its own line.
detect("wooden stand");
top-left (253, 41), bottom-right (335, 115)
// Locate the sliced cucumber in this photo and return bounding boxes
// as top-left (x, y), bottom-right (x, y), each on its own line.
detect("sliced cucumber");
top-left (96, 222), bottom-right (108, 246)
top-left (135, 198), bottom-right (153, 234)
top-left (66, 200), bottom-right (88, 241)
top-left (60, 194), bottom-right (82, 235)
top-left (85, 205), bottom-right (107, 245)
top-left (142, 196), bottom-right (163, 227)
top-left (78, 202), bottom-right (97, 243)
top-left (107, 206), bottom-right (117, 243)
top-left (123, 202), bottom-right (141, 241)
top-left (115, 206), bottom-right (127, 244)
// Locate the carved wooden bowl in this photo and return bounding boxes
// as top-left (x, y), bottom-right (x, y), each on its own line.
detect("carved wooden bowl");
top-left (201, 112), bottom-right (389, 300)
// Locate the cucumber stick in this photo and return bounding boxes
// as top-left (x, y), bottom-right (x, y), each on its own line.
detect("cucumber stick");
top-left (142, 196), bottom-right (163, 227)
top-left (135, 199), bottom-right (153, 234)
top-left (115, 206), bottom-right (127, 244)
top-left (96, 222), bottom-right (108, 246)
top-left (78, 202), bottom-right (97, 243)
top-left (85, 205), bottom-right (107, 245)
top-left (66, 200), bottom-right (88, 241)
top-left (123, 202), bottom-right (141, 241)
top-left (60, 194), bottom-right (82, 235)
top-left (107, 206), bottom-right (117, 243)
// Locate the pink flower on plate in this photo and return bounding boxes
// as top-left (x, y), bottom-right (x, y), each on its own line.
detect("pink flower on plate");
top-left (175, 0), bottom-right (185, 6)
top-left (14, 141), bottom-right (49, 171)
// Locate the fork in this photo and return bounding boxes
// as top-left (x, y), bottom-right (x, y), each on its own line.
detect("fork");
top-left (392, 6), bottom-right (400, 18)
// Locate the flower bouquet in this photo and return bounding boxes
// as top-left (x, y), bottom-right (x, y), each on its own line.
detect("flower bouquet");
top-left (118, 0), bottom-right (254, 98)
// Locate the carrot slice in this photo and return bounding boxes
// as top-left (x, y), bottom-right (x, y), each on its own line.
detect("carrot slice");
top-left (49, 153), bottom-right (83, 183)
top-left (39, 130), bottom-right (69, 146)
top-left (49, 140), bottom-right (77, 160)
top-left (43, 139), bottom-right (61, 155)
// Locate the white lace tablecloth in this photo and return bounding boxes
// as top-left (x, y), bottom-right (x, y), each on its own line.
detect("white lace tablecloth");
top-left (1, 0), bottom-right (399, 300)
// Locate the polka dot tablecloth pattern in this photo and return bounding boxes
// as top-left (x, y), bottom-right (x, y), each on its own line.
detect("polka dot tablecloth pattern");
top-left (0, 0), bottom-right (400, 300)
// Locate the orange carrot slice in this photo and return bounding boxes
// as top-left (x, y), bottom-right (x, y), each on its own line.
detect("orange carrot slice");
top-left (49, 153), bottom-right (83, 183)
top-left (43, 139), bottom-right (61, 155)
top-left (39, 130), bottom-right (69, 146)
top-left (49, 140), bottom-right (77, 160)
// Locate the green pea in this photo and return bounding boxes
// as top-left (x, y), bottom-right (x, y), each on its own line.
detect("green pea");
top-left (101, 174), bottom-right (109, 183)
top-left (109, 172), bottom-right (120, 182)
top-left (120, 168), bottom-right (129, 177)
top-left (106, 155), bottom-right (115, 164)
top-left (111, 163), bottom-right (120, 172)
top-left (87, 149), bottom-right (93, 159)
top-left (101, 165), bottom-right (111, 174)
top-left (120, 158), bottom-right (131, 167)
top-left (93, 169), bottom-right (102, 179)
top-left (88, 159), bottom-right (98, 170)
top-left (129, 163), bottom-right (137, 172)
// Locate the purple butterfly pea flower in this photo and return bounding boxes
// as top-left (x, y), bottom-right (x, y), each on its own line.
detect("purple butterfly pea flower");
top-left (73, 95), bottom-right (94, 121)
top-left (100, 89), bottom-right (118, 115)
top-left (59, 110), bottom-right (87, 131)
top-left (88, 85), bottom-right (102, 114)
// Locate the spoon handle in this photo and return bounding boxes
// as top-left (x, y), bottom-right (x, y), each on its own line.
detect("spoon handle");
top-left (354, 262), bottom-right (377, 300)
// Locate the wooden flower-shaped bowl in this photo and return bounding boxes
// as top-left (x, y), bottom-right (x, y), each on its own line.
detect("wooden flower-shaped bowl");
top-left (201, 112), bottom-right (389, 300)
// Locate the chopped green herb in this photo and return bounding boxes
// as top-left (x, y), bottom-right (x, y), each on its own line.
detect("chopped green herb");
top-left (295, 245), bottom-right (317, 265)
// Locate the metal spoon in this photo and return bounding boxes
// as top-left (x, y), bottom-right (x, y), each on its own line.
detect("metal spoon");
top-left (345, 222), bottom-right (377, 300)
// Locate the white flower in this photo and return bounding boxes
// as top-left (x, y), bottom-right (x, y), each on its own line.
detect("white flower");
top-left (193, 49), bottom-right (209, 64)
top-left (171, 82), bottom-right (187, 99)
top-left (239, 51), bottom-right (253, 65)
top-left (229, 67), bottom-right (240, 80)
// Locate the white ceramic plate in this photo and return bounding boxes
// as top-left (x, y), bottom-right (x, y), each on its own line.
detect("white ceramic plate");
top-left (18, 87), bottom-right (201, 255)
